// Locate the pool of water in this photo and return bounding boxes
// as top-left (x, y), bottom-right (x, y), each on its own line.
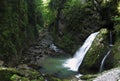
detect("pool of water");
top-left (39, 56), bottom-right (79, 78)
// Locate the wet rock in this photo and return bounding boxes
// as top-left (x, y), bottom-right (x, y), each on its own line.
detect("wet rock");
top-left (0, 60), bottom-right (4, 66)
top-left (17, 64), bottom-right (30, 69)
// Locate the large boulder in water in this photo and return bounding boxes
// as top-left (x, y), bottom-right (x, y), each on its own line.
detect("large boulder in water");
top-left (79, 29), bottom-right (113, 74)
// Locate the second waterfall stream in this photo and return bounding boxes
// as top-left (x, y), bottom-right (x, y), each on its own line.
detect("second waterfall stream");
top-left (63, 32), bottom-right (99, 71)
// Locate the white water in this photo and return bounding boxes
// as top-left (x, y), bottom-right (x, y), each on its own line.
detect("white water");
top-left (63, 32), bottom-right (99, 71)
top-left (99, 49), bottom-right (111, 72)
top-left (109, 31), bottom-right (113, 47)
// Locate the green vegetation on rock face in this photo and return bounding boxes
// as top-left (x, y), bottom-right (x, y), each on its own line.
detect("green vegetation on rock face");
top-left (79, 29), bottom-right (110, 74)
top-left (0, 67), bottom-right (45, 81)
top-left (0, 67), bottom-right (19, 81)
top-left (51, 0), bottom-right (103, 54)
top-left (113, 24), bottom-right (120, 67)
top-left (0, 0), bottom-right (40, 64)
top-left (49, 0), bottom-right (120, 55)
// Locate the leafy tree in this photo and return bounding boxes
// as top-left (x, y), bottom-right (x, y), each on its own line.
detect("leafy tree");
top-left (92, 0), bottom-right (120, 29)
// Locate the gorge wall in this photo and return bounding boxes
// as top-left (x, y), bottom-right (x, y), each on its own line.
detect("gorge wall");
top-left (0, 0), bottom-right (38, 64)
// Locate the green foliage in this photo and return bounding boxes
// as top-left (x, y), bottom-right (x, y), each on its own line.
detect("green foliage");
top-left (92, 0), bottom-right (120, 21)
top-left (34, 0), bottom-right (55, 27)
top-left (113, 39), bottom-right (120, 67)
top-left (114, 24), bottom-right (120, 36)
top-left (113, 24), bottom-right (120, 67)
top-left (53, 0), bottom-right (102, 54)
top-left (56, 33), bottom-right (74, 53)
top-left (34, 0), bottom-right (44, 28)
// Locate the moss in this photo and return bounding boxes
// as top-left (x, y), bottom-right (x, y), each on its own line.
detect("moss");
top-left (0, 67), bottom-right (46, 81)
top-left (80, 74), bottom-right (97, 81)
top-left (113, 25), bottom-right (120, 67)
top-left (11, 74), bottom-right (30, 81)
top-left (55, 33), bottom-right (75, 54)
top-left (79, 29), bottom-right (109, 74)
top-left (0, 67), bottom-right (19, 81)
top-left (10, 74), bottom-right (45, 81)
top-left (17, 69), bottom-right (41, 79)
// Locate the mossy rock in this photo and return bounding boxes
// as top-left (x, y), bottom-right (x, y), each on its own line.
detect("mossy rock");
top-left (0, 67), bottom-right (19, 81)
top-left (17, 68), bottom-right (41, 79)
top-left (80, 74), bottom-right (97, 81)
top-left (0, 67), bottom-right (45, 81)
top-left (79, 29), bottom-right (110, 74)
top-left (0, 66), bottom-right (65, 81)
top-left (10, 74), bottom-right (45, 81)
top-left (10, 74), bottom-right (30, 81)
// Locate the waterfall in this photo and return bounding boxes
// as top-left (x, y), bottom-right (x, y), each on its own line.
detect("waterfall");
top-left (109, 31), bottom-right (113, 47)
top-left (99, 49), bottom-right (111, 72)
top-left (63, 32), bottom-right (99, 71)
top-left (99, 31), bottom-right (113, 72)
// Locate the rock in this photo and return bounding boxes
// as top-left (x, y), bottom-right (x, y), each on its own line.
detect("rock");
top-left (0, 66), bottom-right (45, 81)
top-left (17, 64), bottom-right (30, 69)
top-left (93, 68), bottom-right (120, 81)
top-left (0, 67), bottom-right (19, 81)
top-left (0, 60), bottom-right (4, 66)
top-left (10, 74), bottom-right (30, 81)
top-left (80, 74), bottom-right (97, 80)
top-left (28, 63), bottom-right (42, 70)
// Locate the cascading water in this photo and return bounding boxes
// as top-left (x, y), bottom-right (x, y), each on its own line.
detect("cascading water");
top-left (99, 49), bottom-right (111, 72)
top-left (63, 32), bottom-right (99, 71)
top-left (109, 31), bottom-right (113, 47)
top-left (99, 31), bottom-right (113, 72)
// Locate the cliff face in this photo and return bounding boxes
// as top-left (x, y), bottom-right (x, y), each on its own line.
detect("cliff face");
top-left (0, 0), bottom-right (38, 64)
